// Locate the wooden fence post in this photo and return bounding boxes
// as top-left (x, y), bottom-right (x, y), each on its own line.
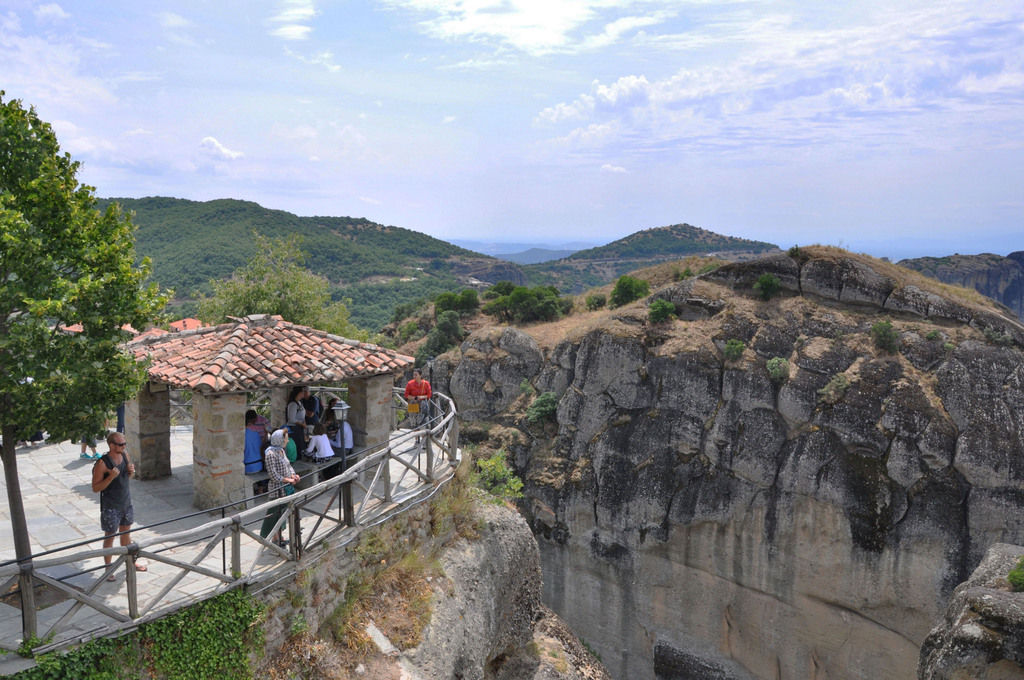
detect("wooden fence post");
top-left (230, 516), bottom-right (242, 577)
top-left (19, 562), bottom-right (36, 641)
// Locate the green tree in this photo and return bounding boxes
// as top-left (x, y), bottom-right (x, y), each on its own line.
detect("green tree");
top-left (610, 275), bottom-right (650, 307)
top-left (648, 298), bottom-right (676, 323)
top-left (196, 233), bottom-right (364, 339)
top-left (753, 273), bottom-right (781, 301)
top-left (0, 92), bottom-right (167, 616)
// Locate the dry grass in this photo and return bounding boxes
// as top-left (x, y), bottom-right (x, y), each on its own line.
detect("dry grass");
top-left (800, 245), bottom-right (998, 312)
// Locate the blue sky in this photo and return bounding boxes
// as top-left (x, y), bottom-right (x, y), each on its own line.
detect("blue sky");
top-left (2, 0), bottom-right (1022, 259)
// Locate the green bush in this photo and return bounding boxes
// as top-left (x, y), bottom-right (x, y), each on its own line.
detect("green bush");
top-left (943, 341), bottom-right (956, 353)
top-left (723, 339), bottom-right (745, 362)
top-left (675, 267), bottom-right (693, 281)
top-left (472, 450), bottom-right (524, 501)
top-left (526, 391), bottom-right (559, 424)
top-left (399, 320), bottom-right (421, 343)
top-left (925, 329), bottom-right (941, 341)
top-left (1008, 556), bottom-right (1024, 591)
top-left (415, 310), bottom-right (463, 365)
top-left (481, 285), bottom-right (569, 324)
top-left (753, 273), bottom-right (781, 301)
top-left (766, 357), bottom-right (790, 384)
top-left (983, 326), bottom-right (1014, 347)
top-left (610, 275), bottom-right (650, 308)
top-left (585, 293), bottom-right (606, 311)
top-left (871, 320), bottom-right (900, 353)
top-left (483, 281), bottom-right (516, 299)
top-left (519, 378), bottom-right (535, 395)
top-left (648, 298), bottom-right (676, 323)
top-left (818, 373), bottom-right (849, 404)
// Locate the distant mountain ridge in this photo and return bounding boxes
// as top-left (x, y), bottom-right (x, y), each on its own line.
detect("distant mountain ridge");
top-left (105, 196), bottom-right (780, 329)
top-left (523, 223), bottom-right (779, 293)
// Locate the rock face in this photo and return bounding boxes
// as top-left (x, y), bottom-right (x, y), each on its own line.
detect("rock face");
top-left (900, 252), bottom-right (1024, 322)
top-left (919, 543), bottom-right (1024, 679)
top-left (441, 249), bottom-right (1024, 680)
top-left (449, 257), bottom-right (528, 287)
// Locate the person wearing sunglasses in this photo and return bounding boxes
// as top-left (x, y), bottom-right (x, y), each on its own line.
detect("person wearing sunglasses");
top-left (91, 432), bottom-right (147, 580)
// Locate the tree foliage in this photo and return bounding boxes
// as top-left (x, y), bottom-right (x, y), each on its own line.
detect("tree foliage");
top-left (0, 92), bottom-right (168, 443)
top-left (415, 310), bottom-right (464, 365)
top-left (648, 298), bottom-right (676, 323)
top-left (0, 91), bottom-right (168, 565)
top-left (753, 273), bottom-right (781, 301)
top-left (610, 275), bottom-right (650, 307)
top-left (195, 233), bottom-right (364, 339)
top-left (481, 283), bottom-right (571, 324)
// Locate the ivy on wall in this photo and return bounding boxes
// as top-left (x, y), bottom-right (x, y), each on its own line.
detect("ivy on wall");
top-left (13, 588), bottom-right (264, 680)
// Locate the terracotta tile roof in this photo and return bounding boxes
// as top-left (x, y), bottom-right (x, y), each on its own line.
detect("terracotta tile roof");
top-left (169, 317), bottom-right (208, 331)
top-left (127, 314), bottom-right (414, 393)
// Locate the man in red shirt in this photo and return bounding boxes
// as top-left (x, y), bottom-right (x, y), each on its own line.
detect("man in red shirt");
top-left (403, 368), bottom-right (432, 445)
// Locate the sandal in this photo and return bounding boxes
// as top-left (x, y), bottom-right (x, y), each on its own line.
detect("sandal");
top-left (135, 562), bottom-right (147, 572)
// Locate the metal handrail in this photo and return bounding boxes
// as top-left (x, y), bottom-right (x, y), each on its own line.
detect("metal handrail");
top-left (0, 390), bottom-right (460, 656)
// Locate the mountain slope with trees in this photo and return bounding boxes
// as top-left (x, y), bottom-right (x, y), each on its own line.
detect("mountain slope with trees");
top-left (523, 223), bottom-right (779, 293)
top-left (99, 196), bottom-right (514, 331)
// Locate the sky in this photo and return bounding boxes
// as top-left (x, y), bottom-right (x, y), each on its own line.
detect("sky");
top-left (1, 0), bottom-right (1022, 260)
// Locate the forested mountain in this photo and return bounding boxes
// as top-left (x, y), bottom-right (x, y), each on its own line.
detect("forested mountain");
top-left (100, 196), bottom-right (509, 330)
top-left (106, 197), bottom-right (779, 331)
top-left (523, 223), bottom-right (778, 293)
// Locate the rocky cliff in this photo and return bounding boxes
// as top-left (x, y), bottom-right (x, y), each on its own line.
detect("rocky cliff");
top-left (919, 543), bottom-right (1024, 678)
top-left (433, 247), bottom-right (1024, 679)
top-left (899, 252), bottom-right (1024, 322)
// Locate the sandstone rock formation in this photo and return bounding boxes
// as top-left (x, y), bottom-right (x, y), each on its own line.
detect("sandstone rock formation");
top-left (900, 252), bottom-right (1024, 322)
top-left (919, 543), bottom-right (1024, 679)
top-left (439, 247), bottom-right (1024, 680)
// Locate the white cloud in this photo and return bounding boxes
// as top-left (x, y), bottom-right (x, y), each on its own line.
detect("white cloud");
top-left (199, 137), bottom-right (245, 160)
top-left (600, 163), bottom-right (626, 173)
top-left (284, 47), bottom-right (341, 71)
top-left (443, 115), bottom-right (456, 124)
top-left (537, 3), bottom-right (1024, 158)
top-left (123, 128), bottom-right (153, 136)
top-left (381, 0), bottom-right (680, 56)
top-left (269, 0), bottom-right (318, 41)
top-left (361, 196), bottom-right (383, 205)
top-left (271, 24), bottom-right (312, 40)
top-left (157, 12), bottom-right (190, 28)
top-left (34, 4), bottom-right (69, 22)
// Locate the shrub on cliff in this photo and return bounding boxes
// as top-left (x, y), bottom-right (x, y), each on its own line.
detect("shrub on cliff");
top-left (723, 339), bottom-right (745, 362)
top-left (1008, 557), bottom-right (1024, 591)
top-left (818, 373), bottom-right (849, 404)
top-left (585, 293), bottom-right (606, 310)
top-left (871, 320), bottom-right (900, 353)
top-left (767, 357), bottom-right (790, 384)
top-left (526, 391), bottom-right (559, 424)
top-left (473, 450), bottom-right (524, 501)
top-left (415, 310), bottom-right (463, 364)
top-left (753, 273), bottom-right (781, 300)
top-left (610, 275), bottom-right (650, 307)
top-left (648, 299), bottom-right (676, 323)
top-left (482, 285), bottom-right (569, 323)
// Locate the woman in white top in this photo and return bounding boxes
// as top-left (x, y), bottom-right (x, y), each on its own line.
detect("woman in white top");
top-left (305, 422), bottom-right (334, 462)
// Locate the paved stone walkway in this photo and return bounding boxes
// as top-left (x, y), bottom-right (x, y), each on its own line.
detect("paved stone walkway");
top-left (0, 426), bottom-right (450, 675)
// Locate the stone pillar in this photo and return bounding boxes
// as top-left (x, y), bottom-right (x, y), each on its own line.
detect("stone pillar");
top-left (348, 375), bottom-right (394, 449)
top-left (270, 387), bottom-right (291, 431)
top-left (192, 391), bottom-right (248, 510)
top-left (125, 382), bottom-right (171, 480)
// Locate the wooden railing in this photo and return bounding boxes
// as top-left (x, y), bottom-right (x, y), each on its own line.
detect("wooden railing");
top-left (0, 390), bottom-right (460, 656)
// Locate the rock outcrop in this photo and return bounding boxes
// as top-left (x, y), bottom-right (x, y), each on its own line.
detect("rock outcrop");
top-left (900, 252), bottom-right (1024, 322)
top-left (919, 543), bottom-right (1024, 678)
top-left (438, 247), bottom-right (1024, 680)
